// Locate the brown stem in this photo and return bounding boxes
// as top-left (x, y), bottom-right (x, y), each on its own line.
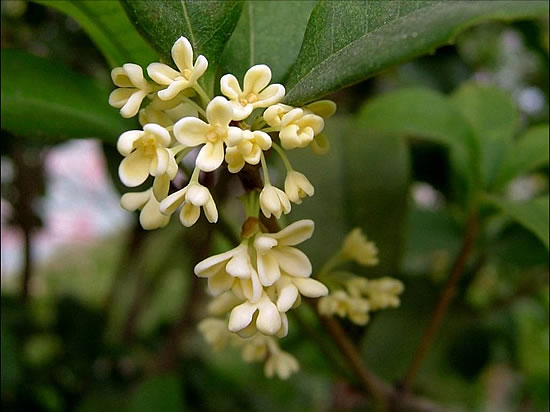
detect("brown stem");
top-left (401, 211), bottom-right (478, 392)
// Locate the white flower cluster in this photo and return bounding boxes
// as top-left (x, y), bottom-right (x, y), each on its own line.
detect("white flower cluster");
top-left (110, 36), bottom-right (336, 379)
top-left (318, 228), bottom-right (404, 325)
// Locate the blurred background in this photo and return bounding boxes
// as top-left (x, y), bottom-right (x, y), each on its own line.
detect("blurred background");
top-left (1, 1), bottom-right (549, 411)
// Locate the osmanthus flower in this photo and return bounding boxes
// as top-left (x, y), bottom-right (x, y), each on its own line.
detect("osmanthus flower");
top-left (117, 123), bottom-right (178, 187)
top-left (253, 219), bottom-right (314, 286)
top-left (225, 130), bottom-right (272, 173)
top-left (109, 63), bottom-right (153, 118)
top-left (147, 36), bottom-right (208, 101)
top-left (220, 64), bottom-right (285, 121)
top-left (160, 181), bottom-right (218, 227)
top-left (259, 184), bottom-right (291, 219)
top-left (264, 348), bottom-right (299, 380)
top-left (284, 170), bottom-right (314, 205)
top-left (120, 174), bottom-right (171, 230)
top-left (318, 290), bottom-right (370, 325)
top-left (228, 292), bottom-right (286, 336)
top-left (174, 96), bottom-right (242, 172)
top-left (361, 277), bottom-right (404, 310)
top-left (278, 108), bottom-right (325, 149)
top-left (268, 272), bottom-right (327, 313)
top-left (139, 94), bottom-right (198, 128)
top-left (341, 228), bottom-right (379, 266)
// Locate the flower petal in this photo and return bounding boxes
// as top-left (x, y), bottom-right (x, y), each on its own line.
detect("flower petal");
top-left (225, 244), bottom-right (251, 278)
top-left (277, 283), bottom-right (299, 312)
top-left (228, 302), bottom-right (257, 332)
top-left (117, 130), bottom-right (143, 156)
top-left (273, 246), bottom-right (312, 278)
top-left (143, 123), bottom-right (171, 146)
top-left (122, 63), bottom-right (149, 90)
top-left (207, 271), bottom-right (235, 296)
top-left (225, 147), bottom-right (245, 173)
top-left (174, 117), bottom-right (209, 146)
top-left (203, 196), bottom-right (218, 223)
top-left (171, 36), bottom-right (194, 73)
top-left (120, 190), bottom-right (150, 211)
top-left (190, 55), bottom-right (208, 83)
top-left (255, 84), bottom-right (285, 108)
top-left (157, 79), bottom-right (190, 101)
top-left (159, 186), bottom-right (187, 216)
top-left (206, 96), bottom-right (233, 126)
top-left (220, 74), bottom-right (242, 100)
top-left (119, 150), bottom-right (151, 187)
top-left (256, 251), bottom-right (281, 286)
top-left (152, 173), bottom-right (171, 201)
top-left (109, 88), bottom-right (134, 109)
top-left (252, 131), bottom-right (272, 151)
top-left (111, 67), bottom-right (132, 87)
top-left (140, 196), bottom-right (169, 230)
top-left (150, 147), bottom-right (169, 176)
top-left (185, 184), bottom-right (209, 206)
top-left (256, 298), bottom-right (281, 336)
top-left (120, 90), bottom-right (148, 118)
top-left (179, 202), bottom-right (200, 227)
top-left (196, 141), bottom-right (224, 172)
top-left (147, 62), bottom-right (180, 85)
top-left (270, 219), bottom-right (314, 246)
top-left (293, 278), bottom-right (328, 298)
top-left (194, 247), bottom-right (238, 278)
top-left (243, 64), bottom-right (271, 95)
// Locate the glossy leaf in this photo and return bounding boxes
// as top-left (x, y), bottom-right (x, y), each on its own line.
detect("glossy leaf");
top-left (220, 1), bottom-right (316, 83)
top-left (284, 1), bottom-right (549, 104)
top-left (35, 0), bottom-right (157, 67)
top-left (493, 124), bottom-right (550, 190)
top-left (487, 195), bottom-right (549, 249)
top-left (357, 87), bottom-right (479, 203)
top-left (1, 49), bottom-right (132, 144)
top-left (450, 84), bottom-right (519, 188)
top-left (120, 0), bottom-right (243, 92)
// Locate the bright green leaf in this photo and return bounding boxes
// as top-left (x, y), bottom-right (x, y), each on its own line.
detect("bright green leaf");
top-left (120, 0), bottom-right (243, 93)
top-left (220, 1), bottom-right (316, 83)
top-left (1, 49), bottom-right (132, 144)
top-left (35, 0), bottom-right (158, 68)
top-left (493, 124), bottom-right (550, 190)
top-left (357, 87), bottom-right (479, 204)
top-left (487, 195), bottom-right (549, 249)
top-left (284, 1), bottom-right (549, 104)
top-left (451, 84), bottom-right (519, 188)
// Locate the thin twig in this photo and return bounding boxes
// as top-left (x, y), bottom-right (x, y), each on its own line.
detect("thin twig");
top-left (401, 211), bottom-right (478, 392)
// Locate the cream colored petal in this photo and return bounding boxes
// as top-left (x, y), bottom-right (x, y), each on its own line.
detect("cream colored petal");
top-left (118, 150), bottom-right (151, 187)
top-left (228, 302), bottom-right (257, 332)
top-left (196, 141), bottom-right (224, 172)
top-left (275, 189), bottom-right (291, 214)
top-left (272, 246), bottom-right (311, 278)
top-left (206, 96), bottom-right (233, 126)
top-left (171, 36), bottom-right (194, 73)
top-left (194, 247), bottom-right (238, 278)
top-left (150, 147), bottom-right (169, 176)
top-left (225, 147), bottom-right (245, 173)
top-left (305, 100), bottom-right (336, 118)
top-left (270, 219), bottom-right (314, 246)
top-left (174, 117), bottom-right (209, 146)
top-left (120, 90), bottom-right (148, 118)
top-left (164, 102), bottom-right (198, 122)
top-left (120, 190), bottom-right (150, 211)
top-left (299, 114), bottom-right (324, 135)
top-left (165, 155), bottom-right (178, 180)
top-left (226, 126), bottom-right (244, 147)
top-left (243, 64), bottom-right (271, 95)
top-left (256, 251), bottom-right (280, 286)
top-left (140, 196), bottom-right (169, 230)
top-left (281, 108), bottom-right (304, 127)
top-left (179, 202), bottom-right (200, 227)
top-left (263, 104), bottom-right (293, 127)
top-left (293, 278), bottom-right (328, 298)
top-left (208, 271), bottom-right (235, 296)
top-left (111, 67), bottom-right (132, 87)
top-left (256, 298), bottom-right (281, 336)
top-left (143, 123), bottom-right (171, 146)
top-left (147, 62), bottom-right (180, 85)
top-left (226, 245), bottom-right (251, 279)
top-left (157, 80), bottom-right (190, 101)
top-left (122, 63), bottom-right (149, 90)
top-left (252, 131), bottom-right (272, 151)
top-left (276, 312), bottom-right (289, 338)
top-left (276, 283), bottom-right (299, 312)
top-left (296, 127), bottom-right (315, 147)
top-left (185, 184), bottom-right (209, 206)
top-left (254, 84), bottom-right (285, 108)
top-left (243, 145), bottom-right (261, 165)
top-left (189, 55), bottom-right (208, 83)
top-left (279, 125), bottom-right (302, 149)
top-left (117, 130), bottom-right (143, 156)
top-left (220, 74), bottom-right (242, 100)
top-left (203, 195), bottom-right (218, 223)
top-left (109, 88), bottom-right (134, 109)
top-left (159, 186), bottom-right (187, 216)
top-left (152, 173), bottom-right (170, 201)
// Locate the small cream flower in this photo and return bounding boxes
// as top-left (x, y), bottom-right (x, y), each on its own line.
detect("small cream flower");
top-left (228, 293), bottom-right (283, 336)
top-left (318, 290), bottom-right (370, 325)
top-left (109, 63), bottom-right (153, 118)
top-left (241, 335), bottom-right (269, 363)
top-left (284, 171), bottom-right (314, 204)
top-left (364, 277), bottom-right (404, 310)
top-left (341, 228), bottom-right (379, 266)
top-left (221, 65), bottom-right (285, 121)
top-left (264, 350), bottom-right (299, 380)
top-left (120, 173), bottom-right (171, 230)
top-left (225, 130), bottom-right (272, 173)
top-left (279, 109), bottom-right (324, 150)
top-left (271, 273), bottom-right (328, 313)
top-left (117, 124), bottom-right (177, 187)
top-left (139, 94), bottom-right (198, 128)
top-left (310, 133), bottom-right (330, 155)
top-left (147, 36), bottom-right (208, 101)
top-left (160, 182), bottom-right (218, 227)
top-left (253, 220), bottom-right (314, 286)
top-left (263, 103), bottom-right (294, 127)
top-left (259, 185), bottom-right (291, 219)
top-left (198, 318), bottom-right (231, 351)
top-left (174, 96), bottom-right (241, 172)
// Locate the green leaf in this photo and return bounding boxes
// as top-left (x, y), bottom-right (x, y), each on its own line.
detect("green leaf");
top-left (357, 87), bottom-right (479, 204)
top-left (1, 49), bottom-right (132, 144)
top-left (220, 1), bottom-right (316, 83)
top-left (487, 195), bottom-right (549, 249)
top-left (284, 1), bottom-right (549, 105)
top-left (120, 0), bottom-right (243, 92)
top-left (35, 0), bottom-right (157, 68)
top-left (493, 124), bottom-right (550, 189)
top-left (450, 84), bottom-right (519, 188)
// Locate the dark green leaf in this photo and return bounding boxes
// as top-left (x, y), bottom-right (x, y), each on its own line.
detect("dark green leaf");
top-left (450, 84), bottom-right (519, 188)
top-left (127, 375), bottom-right (185, 412)
top-left (1, 49), bottom-right (132, 144)
top-left (35, 0), bottom-right (158, 67)
top-left (220, 1), bottom-right (316, 83)
top-left (486, 195), bottom-right (549, 249)
top-left (120, 0), bottom-right (243, 92)
top-left (493, 124), bottom-right (550, 190)
top-left (357, 87), bottom-right (480, 203)
top-left (284, 1), bottom-right (549, 104)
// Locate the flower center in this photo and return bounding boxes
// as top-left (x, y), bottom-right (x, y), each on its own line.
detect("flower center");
top-left (141, 135), bottom-right (157, 155)
top-left (206, 125), bottom-right (226, 142)
top-left (240, 93), bottom-right (258, 106)
top-left (182, 69), bottom-right (193, 79)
